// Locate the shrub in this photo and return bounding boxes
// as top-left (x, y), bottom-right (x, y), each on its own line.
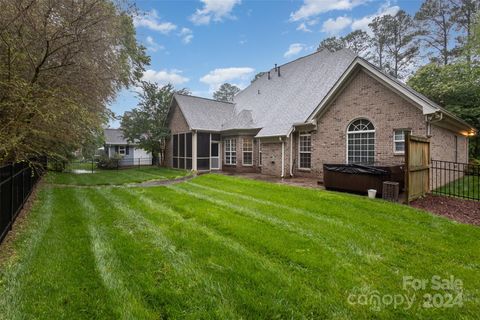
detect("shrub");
top-left (97, 154), bottom-right (122, 169)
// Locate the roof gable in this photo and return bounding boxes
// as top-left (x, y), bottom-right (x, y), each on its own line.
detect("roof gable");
top-left (173, 94), bottom-right (235, 131)
top-left (104, 128), bottom-right (132, 145)
top-left (307, 58), bottom-right (474, 133)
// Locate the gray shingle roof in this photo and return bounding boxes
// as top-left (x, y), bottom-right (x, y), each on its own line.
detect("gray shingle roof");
top-left (104, 128), bottom-right (132, 145)
top-left (234, 48), bottom-right (356, 137)
top-left (174, 94), bottom-right (235, 131)
top-left (172, 49), bottom-right (357, 137)
top-left (171, 48), bottom-right (474, 136)
top-left (221, 110), bottom-right (258, 131)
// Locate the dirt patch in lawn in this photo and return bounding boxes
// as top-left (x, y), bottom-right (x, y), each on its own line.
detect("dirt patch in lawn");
top-left (411, 195), bottom-right (480, 226)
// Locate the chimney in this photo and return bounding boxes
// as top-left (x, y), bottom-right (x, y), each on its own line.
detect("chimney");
top-left (277, 65), bottom-right (281, 77)
top-left (268, 71), bottom-right (271, 80)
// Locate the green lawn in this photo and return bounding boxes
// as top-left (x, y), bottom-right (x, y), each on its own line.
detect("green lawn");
top-left (65, 161), bottom-right (96, 172)
top-left (433, 175), bottom-right (480, 200)
top-left (1, 174), bottom-right (479, 319)
top-left (46, 167), bottom-right (189, 185)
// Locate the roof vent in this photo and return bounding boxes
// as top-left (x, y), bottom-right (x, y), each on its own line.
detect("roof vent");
top-left (268, 71), bottom-right (271, 80)
top-left (257, 89), bottom-right (260, 94)
top-left (277, 66), bottom-right (281, 77)
top-left (274, 63), bottom-right (277, 72)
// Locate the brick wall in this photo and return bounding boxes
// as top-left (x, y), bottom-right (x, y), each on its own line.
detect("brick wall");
top-left (166, 69), bottom-right (468, 180)
top-left (430, 125), bottom-right (469, 188)
top-left (291, 69), bottom-right (466, 181)
top-left (430, 125), bottom-right (468, 163)
top-left (221, 134), bottom-right (260, 173)
top-left (290, 70), bottom-right (425, 179)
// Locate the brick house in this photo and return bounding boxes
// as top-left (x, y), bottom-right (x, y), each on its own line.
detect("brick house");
top-left (166, 49), bottom-right (475, 179)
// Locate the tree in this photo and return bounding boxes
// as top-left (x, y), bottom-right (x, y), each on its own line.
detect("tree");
top-left (317, 37), bottom-right (345, 52)
top-left (317, 31), bottom-right (371, 58)
top-left (408, 62), bottom-right (480, 157)
top-left (450, 0), bottom-right (479, 63)
top-left (0, 0), bottom-right (149, 166)
top-left (213, 83), bottom-right (240, 102)
top-left (342, 30), bottom-right (372, 58)
top-left (121, 82), bottom-right (189, 166)
top-left (251, 72), bottom-right (265, 83)
top-left (415, 0), bottom-right (455, 65)
top-left (80, 128), bottom-right (104, 159)
top-left (369, 15), bottom-right (390, 71)
top-left (382, 11), bottom-right (420, 78)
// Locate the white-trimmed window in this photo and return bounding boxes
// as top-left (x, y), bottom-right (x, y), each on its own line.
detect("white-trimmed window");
top-left (393, 129), bottom-right (410, 154)
top-left (118, 145), bottom-right (126, 155)
top-left (347, 119), bottom-right (375, 164)
top-left (258, 140), bottom-right (262, 166)
top-left (224, 138), bottom-right (236, 165)
top-left (298, 134), bottom-right (311, 169)
top-left (242, 138), bottom-right (253, 166)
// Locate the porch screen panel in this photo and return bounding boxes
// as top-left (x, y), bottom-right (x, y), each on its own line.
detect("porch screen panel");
top-left (197, 132), bottom-right (210, 170)
top-left (179, 133), bottom-right (185, 169)
top-left (186, 133), bottom-right (192, 169)
top-left (173, 134), bottom-right (178, 168)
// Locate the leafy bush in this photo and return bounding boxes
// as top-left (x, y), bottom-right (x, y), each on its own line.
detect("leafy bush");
top-left (97, 154), bottom-right (122, 169)
top-left (466, 158), bottom-right (480, 175)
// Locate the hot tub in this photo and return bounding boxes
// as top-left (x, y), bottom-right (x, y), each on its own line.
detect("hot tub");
top-left (323, 164), bottom-right (404, 196)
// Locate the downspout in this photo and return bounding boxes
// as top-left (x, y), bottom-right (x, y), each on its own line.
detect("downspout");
top-left (281, 138), bottom-right (285, 178)
top-left (425, 111), bottom-right (443, 137)
top-left (289, 128), bottom-right (295, 177)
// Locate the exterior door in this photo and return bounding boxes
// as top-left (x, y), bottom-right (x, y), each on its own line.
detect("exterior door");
top-left (211, 142), bottom-right (220, 170)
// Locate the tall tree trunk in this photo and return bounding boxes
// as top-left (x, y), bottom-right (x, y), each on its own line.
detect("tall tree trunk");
top-left (151, 148), bottom-right (158, 166)
top-left (442, 15), bottom-right (448, 65)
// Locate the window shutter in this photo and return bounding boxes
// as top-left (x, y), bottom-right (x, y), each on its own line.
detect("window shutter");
top-left (115, 145), bottom-right (119, 153)
top-left (126, 146), bottom-right (130, 155)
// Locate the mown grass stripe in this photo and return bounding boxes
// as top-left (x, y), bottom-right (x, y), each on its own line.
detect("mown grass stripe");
top-left (186, 180), bottom-right (347, 228)
top-left (0, 188), bottom-right (54, 319)
top-left (123, 187), bottom-right (332, 317)
top-left (95, 188), bottom-right (245, 318)
top-left (75, 189), bottom-right (155, 319)
top-left (193, 175), bottom-right (474, 253)
top-left (168, 184), bottom-right (384, 262)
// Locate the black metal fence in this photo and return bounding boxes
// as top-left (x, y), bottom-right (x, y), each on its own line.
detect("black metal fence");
top-left (0, 162), bottom-right (43, 244)
top-left (431, 160), bottom-right (480, 201)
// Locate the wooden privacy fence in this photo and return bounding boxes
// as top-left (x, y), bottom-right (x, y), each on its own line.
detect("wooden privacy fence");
top-left (405, 134), bottom-right (430, 204)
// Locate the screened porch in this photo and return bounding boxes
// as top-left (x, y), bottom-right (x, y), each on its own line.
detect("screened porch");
top-left (171, 132), bottom-right (221, 171)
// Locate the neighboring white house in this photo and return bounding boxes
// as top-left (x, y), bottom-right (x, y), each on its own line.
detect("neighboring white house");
top-left (104, 128), bottom-right (152, 166)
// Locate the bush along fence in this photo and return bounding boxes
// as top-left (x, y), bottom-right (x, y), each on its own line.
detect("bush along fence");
top-left (0, 162), bottom-right (44, 244)
top-left (61, 157), bottom-right (157, 172)
top-left (430, 160), bottom-right (480, 201)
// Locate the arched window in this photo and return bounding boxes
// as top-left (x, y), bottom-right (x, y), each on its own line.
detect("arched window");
top-left (347, 119), bottom-right (375, 164)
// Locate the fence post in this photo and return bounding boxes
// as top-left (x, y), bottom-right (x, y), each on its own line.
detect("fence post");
top-left (92, 158), bottom-right (94, 173)
top-left (404, 132), bottom-right (410, 205)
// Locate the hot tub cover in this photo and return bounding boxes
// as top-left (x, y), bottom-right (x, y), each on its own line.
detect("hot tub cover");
top-left (323, 164), bottom-right (388, 175)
